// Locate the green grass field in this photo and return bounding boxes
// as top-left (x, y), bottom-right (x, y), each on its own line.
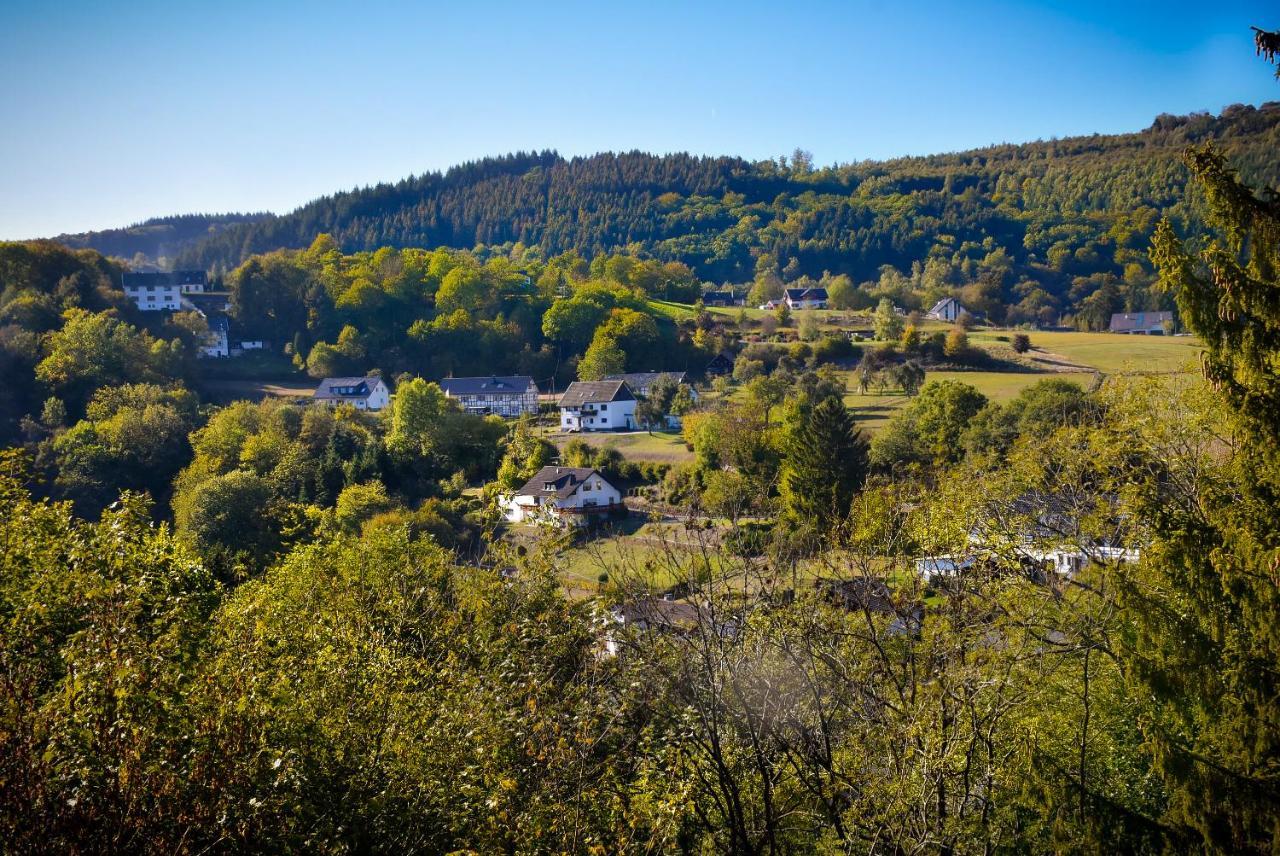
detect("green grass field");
top-left (547, 429), bottom-right (690, 462)
top-left (987, 330), bottom-right (1200, 374)
top-left (842, 369), bottom-right (1100, 432)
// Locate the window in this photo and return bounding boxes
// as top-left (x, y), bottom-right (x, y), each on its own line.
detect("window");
top-left (600, 404), bottom-right (608, 412)
top-left (543, 482), bottom-right (556, 492)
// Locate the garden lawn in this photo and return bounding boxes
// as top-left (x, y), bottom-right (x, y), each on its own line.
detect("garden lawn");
top-left (549, 429), bottom-right (693, 464)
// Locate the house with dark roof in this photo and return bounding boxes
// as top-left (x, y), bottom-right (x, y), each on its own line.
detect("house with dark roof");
top-left (601, 371), bottom-right (694, 399)
top-left (200, 314), bottom-right (230, 359)
top-left (700, 290), bottom-right (743, 307)
top-left (558, 381), bottom-right (637, 431)
top-left (705, 352), bottom-right (735, 377)
top-left (784, 287), bottom-right (828, 310)
top-left (312, 376), bottom-right (390, 411)
top-left (1109, 311), bottom-right (1174, 334)
top-left (502, 466), bottom-right (623, 526)
top-left (438, 375), bottom-right (538, 417)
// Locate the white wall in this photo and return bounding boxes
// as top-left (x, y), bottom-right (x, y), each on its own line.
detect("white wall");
top-left (560, 400), bottom-right (636, 431)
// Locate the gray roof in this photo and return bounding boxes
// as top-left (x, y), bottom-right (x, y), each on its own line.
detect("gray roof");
top-left (1109, 311), bottom-right (1173, 332)
top-left (814, 577), bottom-right (895, 613)
top-left (122, 270), bottom-right (207, 287)
top-left (601, 371), bottom-right (687, 390)
top-left (514, 466), bottom-right (610, 499)
top-left (313, 376), bottom-right (384, 400)
top-left (613, 597), bottom-right (703, 628)
top-left (558, 380), bottom-right (634, 407)
top-left (785, 287), bottom-right (828, 301)
top-left (438, 375), bottom-right (536, 396)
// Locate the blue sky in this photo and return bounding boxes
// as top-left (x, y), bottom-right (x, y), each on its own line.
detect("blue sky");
top-left (0, 0), bottom-right (1275, 239)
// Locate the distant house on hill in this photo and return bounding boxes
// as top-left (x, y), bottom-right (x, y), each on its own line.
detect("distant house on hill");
top-left (438, 375), bottom-right (538, 417)
top-left (926, 297), bottom-right (967, 322)
top-left (705, 352), bottom-right (735, 377)
top-left (558, 380), bottom-right (637, 431)
top-left (501, 466), bottom-right (623, 527)
top-left (701, 290), bottom-right (743, 307)
top-left (601, 371), bottom-right (696, 400)
top-left (784, 287), bottom-right (829, 310)
top-left (1109, 311), bottom-right (1174, 335)
top-left (122, 270), bottom-right (207, 311)
top-left (200, 314), bottom-right (230, 359)
top-left (313, 376), bottom-right (390, 411)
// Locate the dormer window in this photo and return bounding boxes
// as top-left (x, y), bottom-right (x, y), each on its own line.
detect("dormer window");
top-left (543, 482), bottom-right (556, 492)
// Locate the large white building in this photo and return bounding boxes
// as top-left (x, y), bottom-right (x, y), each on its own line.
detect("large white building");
top-left (502, 466), bottom-right (623, 527)
top-left (558, 381), bottom-right (637, 431)
top-left (122, 271), bottom-right (207, 311)
top-left (313, 376), bottom-right (391, 411)
top-left (438, 375), bottom-right (539, 417)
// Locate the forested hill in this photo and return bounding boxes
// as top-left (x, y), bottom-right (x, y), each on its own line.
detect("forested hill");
top-left (53, 212), bottom-right (269, 267)
top-left (159, 103), bottom-right (1280, 281)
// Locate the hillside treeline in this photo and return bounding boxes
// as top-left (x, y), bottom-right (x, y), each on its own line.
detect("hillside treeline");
top-left (54, 213), bottom-right (268, 267)
top-left (148, 104), bottom-right (1280, 323)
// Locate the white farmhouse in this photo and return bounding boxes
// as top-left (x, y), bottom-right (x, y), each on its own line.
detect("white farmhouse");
top-left (502, 466), bottom-right (623, 527)
top-left (312, 376), bottom-right (391, 411)
top-left (438, 375), bottom-right (539, 417)
top-left (784, 287), bottom-right (829, 310)
top-left (558, 381), bottom-right (637, 431)
top-left (122, 271), bottom-right (206, 311)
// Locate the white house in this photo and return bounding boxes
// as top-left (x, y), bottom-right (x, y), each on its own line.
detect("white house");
top-left (313, 376), bottom-right (391, 411)
top-left (602, 371), bottom-right (698, 428)
top-left (926, 297), bottom-right (967, 322)
top-left (914, 554), bottom-right (978, 583)
top-left (558, 381), bottom-right (637, 431)
top-left (502, 466), bottom-right (623, 527)
top-left (122, 271), bottom-right (207, 311)
top-left (199, 314), bottom-right (230, 359)
top-left (1109, 311), bottom-right (1173, 334)
top-left (918, 492), bottom-right (1142, 584)
top-left (784, 287), bottom-right (829, 310)
top-left (438, 375), bottom-right (539, 417)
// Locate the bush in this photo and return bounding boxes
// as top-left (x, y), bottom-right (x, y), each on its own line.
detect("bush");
top-left (810, 335), bottom-right (854, 365)
top-left (724, 521), bottom-right (774, 557)
top-left (944, 327), bottom-right (971, 361)
top-left (1012, 333), bottom-right (1032, 353)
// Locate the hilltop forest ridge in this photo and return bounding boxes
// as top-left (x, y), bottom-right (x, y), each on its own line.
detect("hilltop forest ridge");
top-left (52, 105), bottom-right (1280, 306)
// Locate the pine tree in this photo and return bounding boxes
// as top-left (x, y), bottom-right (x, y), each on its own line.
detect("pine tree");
top-left (780, 395), bottom-right (869, 530)
top-left (1137, 125), bottom-right (1280, 849)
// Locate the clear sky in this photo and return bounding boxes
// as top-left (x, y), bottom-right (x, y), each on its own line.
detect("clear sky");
top-left (1, 0), bottom-right (1275, 239)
